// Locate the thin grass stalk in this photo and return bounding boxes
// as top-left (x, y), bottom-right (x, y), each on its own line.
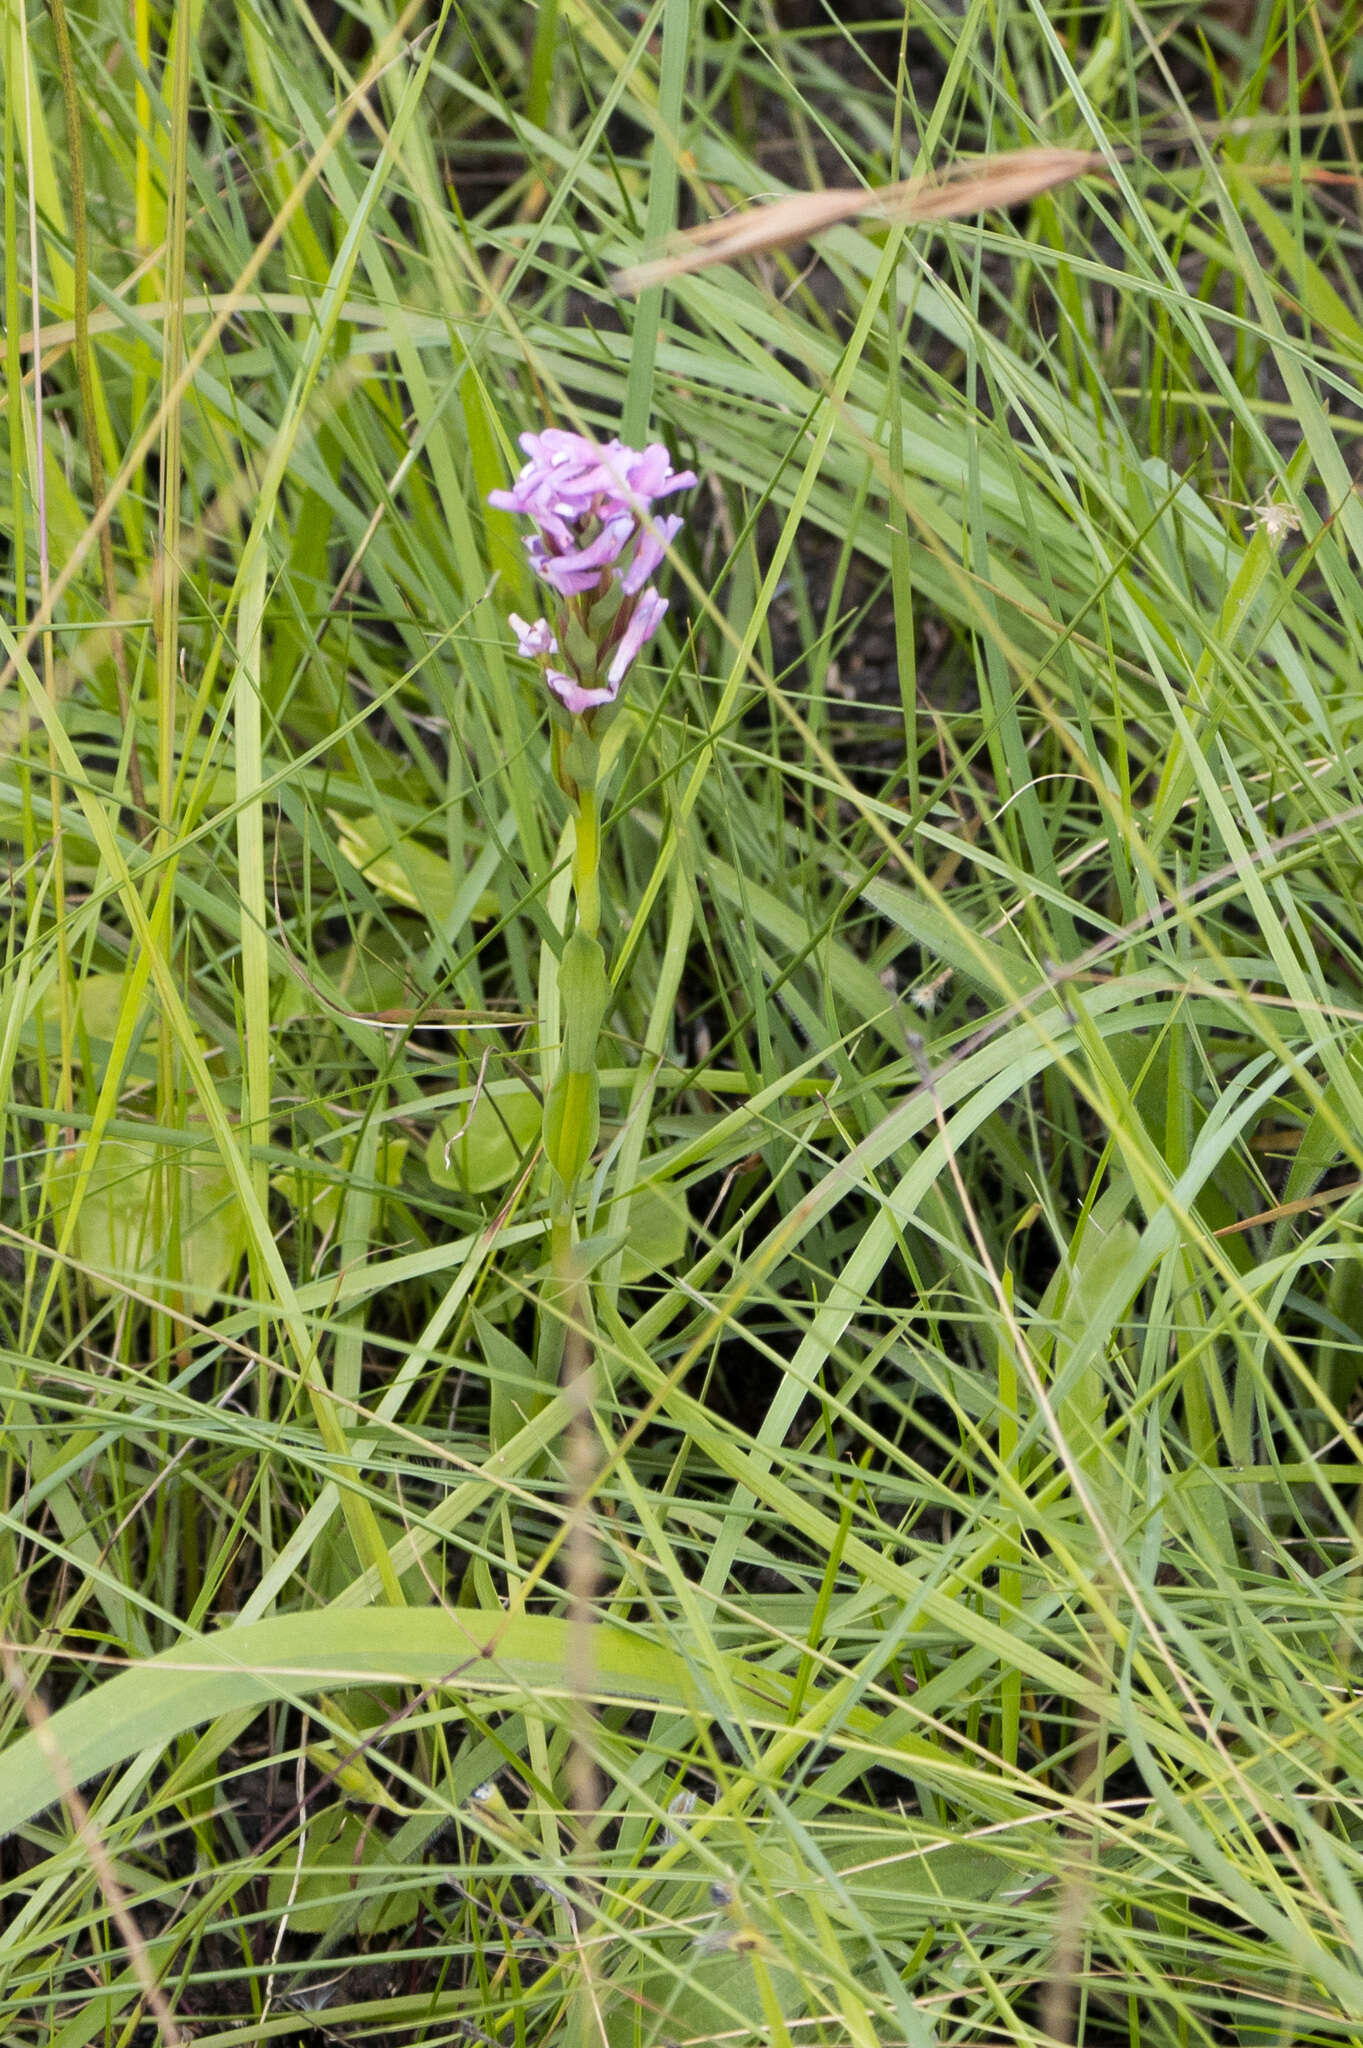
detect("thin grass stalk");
top-left (44, 0), bottom-right (146, 819)
top-left (232, 549), bottom-right (274, 1570)
top-left (621, 0), bottom-right (690, 445)
top-left (16, 0), bottom-right (76, 1364)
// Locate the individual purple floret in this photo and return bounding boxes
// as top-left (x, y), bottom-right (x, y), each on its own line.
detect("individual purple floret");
top-left (508, 613), bottom-right (556, 660)
top-left (607, 588), bottom-right (667, 687)
top-left (490, 429), bottom-right (694, 721)
top-left (508, 612), bottom-right (618, 716)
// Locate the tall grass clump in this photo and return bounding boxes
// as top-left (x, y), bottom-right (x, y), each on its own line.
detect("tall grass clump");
top-left (4, 0), bottom-right (1363, 2042)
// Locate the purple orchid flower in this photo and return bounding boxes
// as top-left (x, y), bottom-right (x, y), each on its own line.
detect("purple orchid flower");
top-left (490, 429), bottom-right (694, 721)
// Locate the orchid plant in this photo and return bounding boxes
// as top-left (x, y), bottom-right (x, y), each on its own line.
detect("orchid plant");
top-left (490, 429), bottom-right (695, 1383)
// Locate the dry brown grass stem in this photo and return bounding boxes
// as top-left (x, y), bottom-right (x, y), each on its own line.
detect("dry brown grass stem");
top-left (613, 148), bottom-right (1106, 291)
top-left (1, 1644), bottom-right (188, 2045)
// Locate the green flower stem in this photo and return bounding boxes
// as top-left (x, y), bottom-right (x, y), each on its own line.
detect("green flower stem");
top-left (535, 1190), bottom-right (582, 1393)
top-left (572, 781), bottom-right (601, 940)
top-left (537, 769), bottom-right (608, 1393)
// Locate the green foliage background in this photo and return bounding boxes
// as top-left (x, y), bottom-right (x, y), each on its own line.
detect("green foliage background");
top-left (4, 0), bottom-right (1363, 2040)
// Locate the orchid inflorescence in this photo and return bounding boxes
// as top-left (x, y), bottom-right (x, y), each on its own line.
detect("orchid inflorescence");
top-left (490, 428), bottom-right (695, 719)
top-left (486, 426), bottom-right (695, 1300)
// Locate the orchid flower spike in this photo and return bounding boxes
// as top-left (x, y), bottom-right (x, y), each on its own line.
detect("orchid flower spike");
top-left (490, 429), bottom-right (695, 721)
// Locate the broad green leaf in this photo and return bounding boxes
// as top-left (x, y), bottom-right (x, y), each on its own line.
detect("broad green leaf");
top-left (860, 876), bottom-right (1036, 1001)
top-left (329, 810), bottom-right (501, 928)
top-left (619, 1184), bottom-right (690, 1281)
top-left (425, 1084), bottom-right (540, 1192)
top-left (273, 943), bottom-right (412, 1023)
top-left (274, 1131), bottom-right (409, 1238)
top-left (265, 1804), bottom-right (419, 1934)
top-left (0, 1606), bottom-right (975, 1842)
top-left (330, 808), bottom-right (459, 922)
top-left (75, 972), bottom-right (155, 1045)
top-left (0, 1609), bottom-right (682, 1838)
top-left (50, 1132), bottom-right (248, 1302)
top-left (607, 1832), bottom-right (1017, 2048)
